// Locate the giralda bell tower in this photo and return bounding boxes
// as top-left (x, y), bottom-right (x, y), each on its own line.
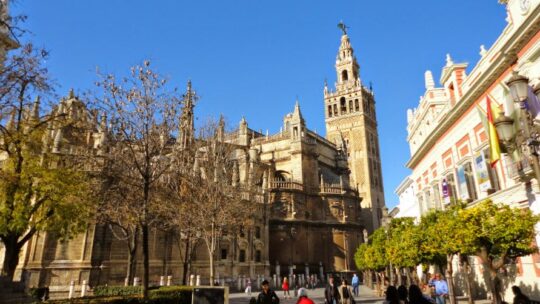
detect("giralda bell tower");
top-left (324, 24), bottom-right (386, 231)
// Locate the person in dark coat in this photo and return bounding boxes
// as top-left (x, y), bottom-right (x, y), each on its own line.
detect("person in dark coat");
top-left (257, 280), bottom-right (280, 304)
top-left (512, 286), bottom-right (530, 304)
top-left (325, 276), bottom-right (341, 304)
top-left (409, 284), bottom-right (434, 304)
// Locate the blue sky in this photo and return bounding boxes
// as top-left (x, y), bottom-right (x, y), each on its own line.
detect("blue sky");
top-left (12, 1), bottom-right (507, 207)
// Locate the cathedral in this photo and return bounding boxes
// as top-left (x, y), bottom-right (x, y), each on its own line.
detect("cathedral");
top-left (1, 27), bottom-right (386, 291)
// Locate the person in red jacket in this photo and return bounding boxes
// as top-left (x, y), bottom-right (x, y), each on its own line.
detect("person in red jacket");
top-left (282, 277), bottom-right (290, 299)
top-left (296, 288), bottom-right (315, 304)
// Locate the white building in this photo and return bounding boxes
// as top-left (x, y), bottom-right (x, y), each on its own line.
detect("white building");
top-left (393, 176), bottom-right (420, 221)
top-left (404, 0), bottom-right (540, 300)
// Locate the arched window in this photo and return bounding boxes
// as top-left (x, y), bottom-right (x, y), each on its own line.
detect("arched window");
top-left (340, 97), bottom-right (346, 114)
top-left (342, 70), bottom-right (349, 81)
top-left (328, 105), bottom-right (333, 117)
top-left (355, 99), bottom-right (360, 111)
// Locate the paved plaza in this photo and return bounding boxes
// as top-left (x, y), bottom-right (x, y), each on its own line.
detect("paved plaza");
top-left (229, 285), bottom-right (492, 304)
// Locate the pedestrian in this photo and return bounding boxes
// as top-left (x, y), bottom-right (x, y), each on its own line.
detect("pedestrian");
top-left (351, 273), bottom-right (360, 297)
top-left (408, 284), bottom-right (435, 304)
top-left (427, 273), bottom-right (436, 301)
top-left (257, 280), bottom-right (280, 304)
top-left (296, 287), bottom-right (315, 304)
top-left (433, 273), bottom-right (448, 304)
top-left (383, 285), bottom-right (400, 304)
top-left (282, 277), bottom-right (290, 299)
top-left (245, 277), bottom-right (252, 296)
top-left (397, 285), bottom-right (408, 304)
top-left (338, 279), bottom-right (354, 304)
top-left (512, 286), bottom-right (530, 304)
top-left (325, 276), bottom-right (341, 304)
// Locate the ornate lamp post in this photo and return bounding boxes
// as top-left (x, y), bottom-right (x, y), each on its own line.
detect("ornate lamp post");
top-left (495, 72), bottom-right (540, 183)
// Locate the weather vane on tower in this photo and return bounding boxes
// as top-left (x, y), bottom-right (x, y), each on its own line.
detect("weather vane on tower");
top-left (337, 21), bottom-right (349, 35)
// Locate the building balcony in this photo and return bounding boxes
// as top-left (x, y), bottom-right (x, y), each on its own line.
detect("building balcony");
top-left (269, 180), bottom-right (304, 191)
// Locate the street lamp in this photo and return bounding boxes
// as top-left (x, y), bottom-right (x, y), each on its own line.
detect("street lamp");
top-left (507, 72), bottom-right (529, 103)
top-left (494, 112), bottom-right (515, 143)
top-left (495, 71), bottom-right (540, 183)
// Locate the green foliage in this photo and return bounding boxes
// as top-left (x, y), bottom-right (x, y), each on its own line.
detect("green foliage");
top-left (353, 200), bottom-right (539, 275)
top-left (354, 227), bottom-right (389, 272)
top-left (43, 286), bottom-right (193, 304)
top-left (148, 286), bottom-right (193, 303)
top-left (93, 286), bottom-right (143, 297)
top-left (460, 200), bottom-right (540, 268)
top-left (386, 217), bottom-right (421, 268)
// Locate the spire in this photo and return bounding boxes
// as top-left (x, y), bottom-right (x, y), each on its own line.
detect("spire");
top-left (424, 70), bottom-right (435, 90)
top-left (292, 99), bottom-right (304, 123)
top-left (31, 96), bottom-right (40, 121)
top-left (217, 114), bottom-right (225, 141)
top-left (179, 79), bottom-right (197, 149)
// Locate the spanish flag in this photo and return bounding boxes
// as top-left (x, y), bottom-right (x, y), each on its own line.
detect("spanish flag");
top-left (486, 96), bottom-right (501, 167)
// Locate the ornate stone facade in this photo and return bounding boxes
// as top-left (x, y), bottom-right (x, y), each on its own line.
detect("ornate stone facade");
top-left (324, 32), bottom-right (385, 232)
top-left (2, 30), bottom-right (371, 292)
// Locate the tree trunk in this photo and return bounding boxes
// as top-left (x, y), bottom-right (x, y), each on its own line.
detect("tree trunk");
top-left (464, 261), bottom-right (474, 304)
top-left (405, 267), bottom-right (412, 287)
top-left (1, 236), bottom-right (21, 281)
top-left (125, 229), bottom-right (138, 286)
top-left (488, 269), bottom-right (502, 304)
top-left (209, 248), bottom-right (215, 286)
top-left (396, 266), bottom-right (402, 286)
top-left (142, 180), bottom-right (150, 299)
top-left (446, 254), bottom-right (457, 304)
top-left (182, 235), bottom-right (191, 285)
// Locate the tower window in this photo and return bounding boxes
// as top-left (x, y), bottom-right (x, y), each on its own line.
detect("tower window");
top-left (342, 70), bottom-right (349, 81)
top-left (333, 104), bottom-right (338, 116)
top-left (355, 99), bottom-right (359, 111)
top-left (340, 97), bottom-right (346, 114)
top-left (328, 105), bottom-right (333, 117)
top-left (349, 100), bottom-right (353, 113)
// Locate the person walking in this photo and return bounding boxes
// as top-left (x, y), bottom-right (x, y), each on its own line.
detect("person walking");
top-left (296, 288), bottom-right (315, 304)
top-left (338, 279), bottom-right (354, 304)
top-left (245, 277), bottom-right (252, 296)
top-left (433, 273), bottom-right (448, 304)
top-left (257, 280), bottom-right (280, 304)
top-left (512, 286), bottom-right (530, 304)
top-left (325, 276), bottom-right (341, 304)
top-left (351, 273), bottom-right (360, 297)
top-left (282, 277), bottom-right (290, 299)
top-left (408, 284), bottom-right (435, 304)
top-left (383, 286), bottom-right (400, 304)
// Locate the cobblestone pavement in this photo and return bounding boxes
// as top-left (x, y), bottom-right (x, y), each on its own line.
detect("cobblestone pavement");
top-left (228, 285), bottom-right (493, 304)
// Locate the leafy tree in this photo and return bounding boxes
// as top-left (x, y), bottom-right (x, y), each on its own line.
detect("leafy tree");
top-left (460, 200), bottom-right (539, 304)
top-left (418, 204), bottom-right (471, 304)
top-left (0, 45), bottom-right (94, 280)
top-left (386, 217), bottom-right (422, 285)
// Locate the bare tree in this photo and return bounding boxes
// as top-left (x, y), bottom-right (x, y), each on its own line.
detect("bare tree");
top-left (92, 61), bottom-right (182, 298)
top-left (185, 118), bottom-right (259, 286)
